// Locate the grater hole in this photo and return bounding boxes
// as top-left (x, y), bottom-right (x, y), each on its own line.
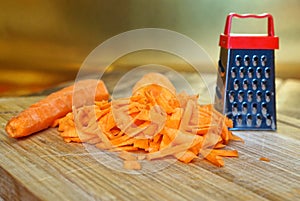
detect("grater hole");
top-left (247, 114), bottom-right (252, 126)
top-left (256, 91), bottom-right (262, 102)
top-left (265, 67), bottom-right (271, 78)
top-left (256, 67), bottom-right (262, 79)
top-left (232, 102), bottom-right (238, 116)
top-left (252, 79), bottom-right (258, 90)
top-left (244, 55), bottom-right (250, 66)
top-left (262, 102), bottom-right (267, 116)
top-left (247, 90), bottom-right (253, 102)
top-left (231, 67), bottom-right (237, 78)
top-left (243, 79), bottom-right (248, 90)
top-left (229, 90), bottom-right (235, 103)
top-left (227, 113), bottom-right (233, 120)
top-left (239, 67), bottom-right (245, 78)
top-left (256, 114), bottom-right (262, 127)
top-left (238, 90), bottom-right (244, 102)
top-left (252, 103), bottom-right (257, 114)
top-left (261, 55), bottom-right (267, 66)
top-left (234, 79), bottom-right (239, 90)
top-left (242, 102), bottom-right (248, 114)
top-left (266, 114), bottom-right (272, 126)
top-left (237, 114), bottom-right (243, 126)
top-left (248, 67), bottom-right (254, 78)
top-left (252, 55), bottom-right (259, 67)
top-left (265, 91), bottom-right (271, 102)
top-left (261, 79), bottom-right (267, 91)
top-left (235, 55), bottom-right (242, 66)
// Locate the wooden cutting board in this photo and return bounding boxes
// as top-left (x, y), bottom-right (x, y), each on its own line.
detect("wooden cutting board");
top-left (0, 74), bottom-right (300, 201)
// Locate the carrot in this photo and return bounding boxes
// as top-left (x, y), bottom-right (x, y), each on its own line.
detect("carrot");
top-left (63, 137), bottom-right (82, 143)
top-left (210, 149), bottom-right (239, 157)
top-left (175, 150), bottom-right (198, 163)
top-left (204, 152), bottom-right (225, 167)
top-left (123, 160), bottom-right (142, 170)
top-left (118, 151), bottom-right (138, 161)
top-left (5, 79), bottom-right (109, 138)
top-left (132, 72), bottom-right (176, 96)
top-left (259, 157), bottom-right (270, 162)
top-left (54, 73), bottom-right (243, 168)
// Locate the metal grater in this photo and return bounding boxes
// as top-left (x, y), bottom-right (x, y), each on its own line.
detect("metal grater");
top-left (215, 13), bottom-right (279, 130)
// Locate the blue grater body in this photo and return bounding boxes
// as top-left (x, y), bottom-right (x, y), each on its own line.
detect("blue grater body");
top-left (222, 49), bottom-right (276, 130)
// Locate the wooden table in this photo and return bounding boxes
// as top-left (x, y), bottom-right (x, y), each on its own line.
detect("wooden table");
top-left (0, 72), bottom-right (299, 201)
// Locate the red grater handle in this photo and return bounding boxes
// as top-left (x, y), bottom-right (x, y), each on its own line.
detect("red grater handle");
top-left (224, 13), bottom-right (275, 36)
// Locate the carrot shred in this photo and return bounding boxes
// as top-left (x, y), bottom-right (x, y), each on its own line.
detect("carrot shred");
top-left (210, 149), bottom-right (239, 157)
top-left (60, 129), bottom-right (78, 138)
top-left (63, 137), bottom-right (82, 143)
top-left (259, 157), bottom-right (270, 162)
top-left (123, 160), bottom-right (142, 170)
top-left (95, 142), bottom-right (111, 150)
top-left (175, 150), bottom-right (198, 163)
top-left (109, 146), bottom-right (139, 152)
top-left (118, 151), bottom-right (137, 161)
top-left (205, 152), bottom-right (225, 167)
top-left (214, 142), bottom-right (226, 149)
top-left (86, 137), bottom-right (102, 145)
top-left (133, 139), bottom-right (149, 150)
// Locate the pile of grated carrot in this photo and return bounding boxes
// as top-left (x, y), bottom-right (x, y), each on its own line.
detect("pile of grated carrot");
top-left (52, 73), bottom-right (243, 170)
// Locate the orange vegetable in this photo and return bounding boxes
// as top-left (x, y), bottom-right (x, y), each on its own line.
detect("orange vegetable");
top-left (5, 79), bottom-right (109, 138)
top-left (123, 160), bottom-right (142, 170)
top-left (54, 73), bottom-right (243, 169)
top-left (259, 157), bottom-right (270, 162)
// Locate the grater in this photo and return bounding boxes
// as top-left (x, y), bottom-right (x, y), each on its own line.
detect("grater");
top-left (215, 13), bottom-right (279, 130)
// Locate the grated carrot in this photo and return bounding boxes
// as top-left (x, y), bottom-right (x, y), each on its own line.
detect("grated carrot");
top-left (54, 73), bottom-right (243, 169)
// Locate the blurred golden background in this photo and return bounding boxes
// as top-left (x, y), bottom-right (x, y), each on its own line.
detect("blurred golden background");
top-left (0, 0), bottom-right (299, 96)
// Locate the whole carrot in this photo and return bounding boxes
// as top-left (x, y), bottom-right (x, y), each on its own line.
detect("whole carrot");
top-left (6, 79), bottom-right (109, 138)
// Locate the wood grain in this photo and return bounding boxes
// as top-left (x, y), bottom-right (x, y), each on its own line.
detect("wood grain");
top-left (0, 74), bottom-right (299, 201)
top-left (277, 79), bottom-right (300, 119)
